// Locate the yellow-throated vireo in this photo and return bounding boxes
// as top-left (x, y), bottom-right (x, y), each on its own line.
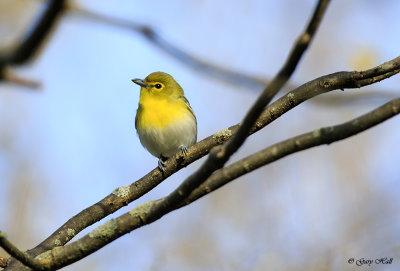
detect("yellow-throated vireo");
top-left (132, 72), bottom-right (197, 171)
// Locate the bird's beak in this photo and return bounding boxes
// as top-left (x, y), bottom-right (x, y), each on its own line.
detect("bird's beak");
top-left (131, 78), bottom-right (148, 88)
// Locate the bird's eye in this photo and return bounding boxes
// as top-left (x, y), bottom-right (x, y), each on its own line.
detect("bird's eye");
top-left (155, 84), bottom-right (162, 89)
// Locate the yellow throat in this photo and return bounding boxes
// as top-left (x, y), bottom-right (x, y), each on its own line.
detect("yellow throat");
top-left (136, 93), bottom-right (190, 129)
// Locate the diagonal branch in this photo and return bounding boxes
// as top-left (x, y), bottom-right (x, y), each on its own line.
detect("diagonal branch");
top-left (0, 0), bottom-right (65, 88)
top-left (4, 1), bottom-right (332, 269)
top-left (185, 98), bottom-right (400, 204)
top-left (18, 55), bottom-right (400, 269)
top-left (15, 1), bottom-right (330, 263)
top-left (1, 68), bottom-right (41, 89)
top-left (3, 1), bottom-right (399, 270)
top-left (0, 232), bottom-right (43, 270)
top-left (30, 97), bottom-right (400, 270)
top-left (70, 7), bottom-right (268, 90)
top-left (142, 0), bottom-right (331, 221)
top-left (225, 0), bottom-right (331, 155)
top-left (5, 57), bottom-right (400, 271)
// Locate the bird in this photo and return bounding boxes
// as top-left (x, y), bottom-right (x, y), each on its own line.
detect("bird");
top-left (132, 72), bottom-right (197, 171)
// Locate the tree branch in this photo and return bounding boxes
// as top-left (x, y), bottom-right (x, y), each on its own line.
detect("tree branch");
top-left (8, 2), bottom-right (400, 270)
top-left (70, 6), bottom-right (268, 90)
top-left (11, 1), bottom-right (329, 264)
top-left (0, 232), bottom-right (43, 270)
top-left (142, 0), bottom-right (331, 221)
top-left (1, 68), bottom-right (41, 89)
top-left (185, 98), bottom-right (400, 203)
top-left (0, 0), bottom-right (65, 88)
top-left (6, 56), bottom-right (399, 271)
top-left (13, 55), bottom-right (398, 271)
top-left (28, 97), bottom-right (400, 270)
top-left (225, 0), bottom-right (331, 155)
top-left (3, 2), bottom-right (331, 269)
top-left (0, 257), bottom-right (9, 269)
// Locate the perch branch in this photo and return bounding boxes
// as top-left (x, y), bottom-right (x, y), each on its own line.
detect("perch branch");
top-left (0, 256), bottom-right (9, 268)
top-left (185, 98), bottom-right (400, 203)
top-left (17, 55), bottom-right (400, 269)
top-left (138, 0), bottom-right (331, 221)
top-left (29, 97), bottom-right (400, 270)
top-left (0, 232), bottom-right (43, 270)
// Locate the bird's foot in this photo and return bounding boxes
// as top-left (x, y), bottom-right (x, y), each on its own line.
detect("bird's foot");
top-left (158, 156), bottom-right (168, 172)
top-left (180, 146), bottom-right (188, 156)
top-left (176, 146), bottom-right (189, 164)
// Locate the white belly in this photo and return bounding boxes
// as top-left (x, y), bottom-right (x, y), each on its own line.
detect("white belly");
top-left (137, 115), bottom-right (197, 158)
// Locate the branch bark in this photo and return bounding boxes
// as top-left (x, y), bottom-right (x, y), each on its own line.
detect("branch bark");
top-left (5, 1), bottom-right (400, 270)
top-left (24, 97), bottom-right (400, 271)
top-left (185, 98), bottom-right (400, 203)
top-left (3, 2), bottom-right (332, 268)
top-left (0, 232), bottom-right (43, 270)
top-left (141, 0), bottom-right (331, 223)
top-left (2, 1), bottom-right (329, 269)
top-left (6, 54), bottom-right (398, 271)
top-left (0, 257), bottom-right (9, 269)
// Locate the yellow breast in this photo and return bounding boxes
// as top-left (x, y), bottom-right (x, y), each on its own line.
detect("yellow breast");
top-left (136, 95), bottom-right (189, 129)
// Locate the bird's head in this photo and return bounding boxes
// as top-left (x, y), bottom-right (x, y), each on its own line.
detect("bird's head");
top-left (132, 72), bottom-right (184, 98)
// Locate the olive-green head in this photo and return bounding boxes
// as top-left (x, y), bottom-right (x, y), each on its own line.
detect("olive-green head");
top-left (131, 72), bottom-right (184, 98)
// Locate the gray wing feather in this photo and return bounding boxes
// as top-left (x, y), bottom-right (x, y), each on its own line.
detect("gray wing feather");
top-left (179, 96), bottom-right (197, 121)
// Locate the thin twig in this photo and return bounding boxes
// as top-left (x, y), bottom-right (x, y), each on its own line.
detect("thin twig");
top-left (0, 0), bottom-right (65, 88)
top-left (226, 0), bottom-right (331, 156)
top-left (1, 68), bottom-right (42, 89)
top-left (0, 232), bottom-right (44, 270)
top-left (70, 7), bottom-right (268, 90)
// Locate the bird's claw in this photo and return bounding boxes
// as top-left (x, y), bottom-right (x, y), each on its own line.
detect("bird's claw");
top-left (180, 146), bottom-right (188, 156)
top-left (158, 157), bottom-right (166, 172)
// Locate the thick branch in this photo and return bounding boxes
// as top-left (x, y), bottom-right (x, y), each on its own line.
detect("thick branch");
top-left (15, 56), bottom-right (398, 271)
top-left (30, 97), bottom-right (400, 270)
top-left (185, 98), bottom-right (400, 203)
top-left (3, 1), bottom-right (399, 270)
top-left (15, 0), bottom-right (330, 263)
top-left (7, 57), bottom-right (400, 271)
top-left (11, 5), bottom-right (400, 271)
top-left (3, 2), bottom-right (332, 269)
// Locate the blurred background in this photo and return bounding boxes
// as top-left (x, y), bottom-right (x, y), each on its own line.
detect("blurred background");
top-left (1, 0), bottom-right (400, 270)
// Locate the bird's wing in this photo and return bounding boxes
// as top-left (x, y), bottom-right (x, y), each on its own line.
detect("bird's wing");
top-left (179, 95), bottom-right (197, 121)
